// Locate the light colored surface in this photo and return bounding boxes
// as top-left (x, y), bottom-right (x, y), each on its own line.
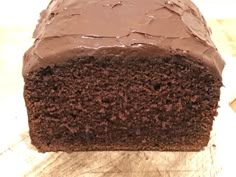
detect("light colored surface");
top-left (0, 1), bottom-right (236, 177)
top-left (193, 0), bottom-right (236, 19)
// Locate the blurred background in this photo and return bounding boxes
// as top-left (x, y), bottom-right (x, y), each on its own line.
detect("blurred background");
top-left (0, 0), bottom-right (235, 177)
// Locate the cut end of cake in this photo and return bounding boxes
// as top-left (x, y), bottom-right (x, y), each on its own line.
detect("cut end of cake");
top-left (24, 55), bottom-right (221, 152)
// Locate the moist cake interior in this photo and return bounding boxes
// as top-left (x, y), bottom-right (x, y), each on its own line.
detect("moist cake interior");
top-left (24, 55), bottom-right (221, 152)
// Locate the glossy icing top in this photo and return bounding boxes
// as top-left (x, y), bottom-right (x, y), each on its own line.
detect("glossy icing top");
top-left (23, 0), bottom-right (224, 78)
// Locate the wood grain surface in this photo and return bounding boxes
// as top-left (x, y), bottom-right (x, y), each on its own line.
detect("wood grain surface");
top-left (0, 1), bottom-right (236, 176)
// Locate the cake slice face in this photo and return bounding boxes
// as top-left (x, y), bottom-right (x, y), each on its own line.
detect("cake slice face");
top-left (24, 54), bottom-right (221, 152)
top-left (23, 0), bottom-right (224, 152)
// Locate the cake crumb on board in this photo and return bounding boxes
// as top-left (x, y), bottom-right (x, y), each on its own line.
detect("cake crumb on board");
top-left (231, 99), bottom-right (236, 112)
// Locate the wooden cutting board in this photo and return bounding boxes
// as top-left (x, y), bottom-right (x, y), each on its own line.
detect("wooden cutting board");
top-left (0, 15), bottom-right (236, 177)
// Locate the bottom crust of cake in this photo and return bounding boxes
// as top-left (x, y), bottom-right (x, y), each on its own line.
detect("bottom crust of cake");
top-left (24, 55), bottom-right (221, 152)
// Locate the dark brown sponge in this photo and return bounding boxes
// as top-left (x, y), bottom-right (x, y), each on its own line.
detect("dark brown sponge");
top-left (24, 55), bottom-right (221, 152)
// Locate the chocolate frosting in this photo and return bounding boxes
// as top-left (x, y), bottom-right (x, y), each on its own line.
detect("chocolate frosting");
top-left (23, 0), bottom-right (225, 78)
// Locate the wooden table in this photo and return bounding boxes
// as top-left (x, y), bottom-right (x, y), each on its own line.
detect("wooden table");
top-left (0, 2), bottom-right (236, 176)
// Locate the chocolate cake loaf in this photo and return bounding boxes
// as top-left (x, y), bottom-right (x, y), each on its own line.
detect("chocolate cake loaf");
top-left (23, 0), bottom-right (225, 152)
